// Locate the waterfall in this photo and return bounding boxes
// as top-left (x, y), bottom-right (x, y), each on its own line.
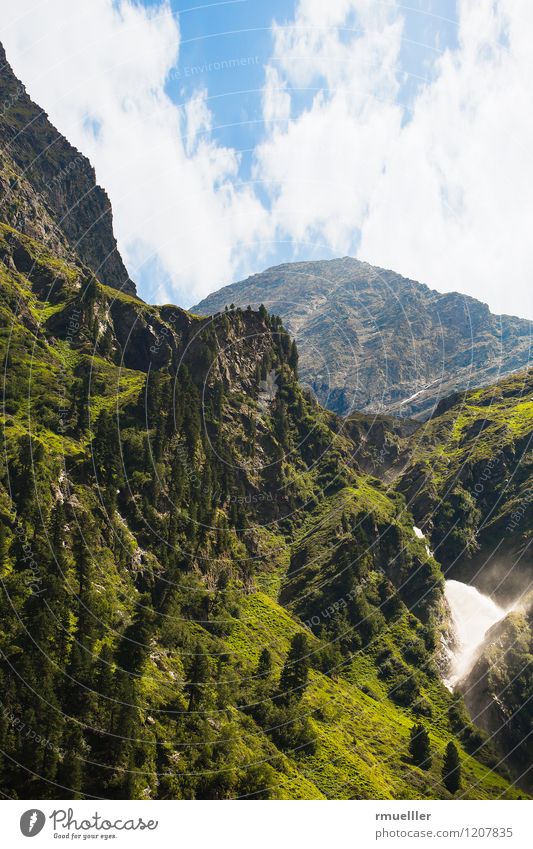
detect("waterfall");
top-left (444, 579), bottom-right (508, 687)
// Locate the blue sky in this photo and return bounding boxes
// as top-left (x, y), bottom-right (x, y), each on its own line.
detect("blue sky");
top-left (1, 0), bottom-right (532, 318)
top-left (153, 0), bottom-right (462, 296)
top-left (164, 0), bottom-right (459, 177)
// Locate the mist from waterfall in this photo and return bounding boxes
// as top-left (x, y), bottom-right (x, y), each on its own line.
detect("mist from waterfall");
top-left (444, 579), bottom-right (508, 687)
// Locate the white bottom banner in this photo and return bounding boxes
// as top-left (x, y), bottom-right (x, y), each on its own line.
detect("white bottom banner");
top-left (2, 799), bottom-right (532, 848)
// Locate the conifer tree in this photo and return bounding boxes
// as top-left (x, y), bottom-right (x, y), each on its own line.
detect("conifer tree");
top-left (92, 410), bottom-right (123, 510)
top-left (279, 633), bottom-right (309, 703)
top-left (186, 644), bottom-right (210, 711)
top-left (289, 339), bottom-right (299, 371)
top-left (409, 723), bottom-right (432, 769)
top-left (58, 725), bottom-right (84, 799)
top-left (442, 741), bottom-right (461, 793)
top-left (75, 369), bottom-right (91, 433)
top-left (256, 648), bottom-right (272, 679)
top-left (0, 522), bottom-right (9, 572)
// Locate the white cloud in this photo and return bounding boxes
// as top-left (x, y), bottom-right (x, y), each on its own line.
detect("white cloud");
top-left (256, 0), bottom-right (403, 255)
top-left (358, 0), bottom-right (533, 319)
top-left (0, 0), bottom-right (269, 305)
top-left (262, 65), bottom-right (291, 129)
top-left (1, 0), bottom-right (532, 318)
top-left (257, 0), bottom-right (533, 318)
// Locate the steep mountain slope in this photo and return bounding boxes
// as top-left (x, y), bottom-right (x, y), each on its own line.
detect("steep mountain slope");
top-left (397, 370), bottom-right (533, 603)
top-left (339, 371), bottom-right (533, 789)
top-left (0, 218), bottom-right (520, 800)
top-left (192, 258), bottom-right (532, 419)
top-left (390, 371), bottom-right (533, 788)
top-left (0, 44), bottom-right (529, 801)
top-left (0, 41), bottom-right (135, 296)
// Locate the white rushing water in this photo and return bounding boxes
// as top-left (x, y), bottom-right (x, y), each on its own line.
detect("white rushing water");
top-left (413, 525), bottom-right (432, 556)
top-left (444, 580), bottom-right (507, 686)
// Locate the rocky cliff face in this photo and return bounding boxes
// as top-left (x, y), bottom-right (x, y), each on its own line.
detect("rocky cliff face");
top-left (192, 258), bottom-right (532, 419)
top-left (0, 41), bottom-right (136, 296)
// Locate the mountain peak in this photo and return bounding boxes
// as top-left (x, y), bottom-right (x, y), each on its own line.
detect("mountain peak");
top-left (192, 258), bottom-right (531, 419)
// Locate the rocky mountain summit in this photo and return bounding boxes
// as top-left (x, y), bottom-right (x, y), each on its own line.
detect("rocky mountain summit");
top-left (193, 258), bottom-right (531, 419)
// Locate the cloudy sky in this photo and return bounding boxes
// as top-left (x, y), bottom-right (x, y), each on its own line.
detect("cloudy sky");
top-left (1, 0), bottom-right (532, 318)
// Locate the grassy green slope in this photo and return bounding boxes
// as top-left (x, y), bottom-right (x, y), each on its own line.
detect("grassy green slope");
top-left (397, 370), bottom-right (532, 588)
top-left (0, 210), bottom-right (527, 799)
top-left (224, 591), bottom-right (520, 799)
